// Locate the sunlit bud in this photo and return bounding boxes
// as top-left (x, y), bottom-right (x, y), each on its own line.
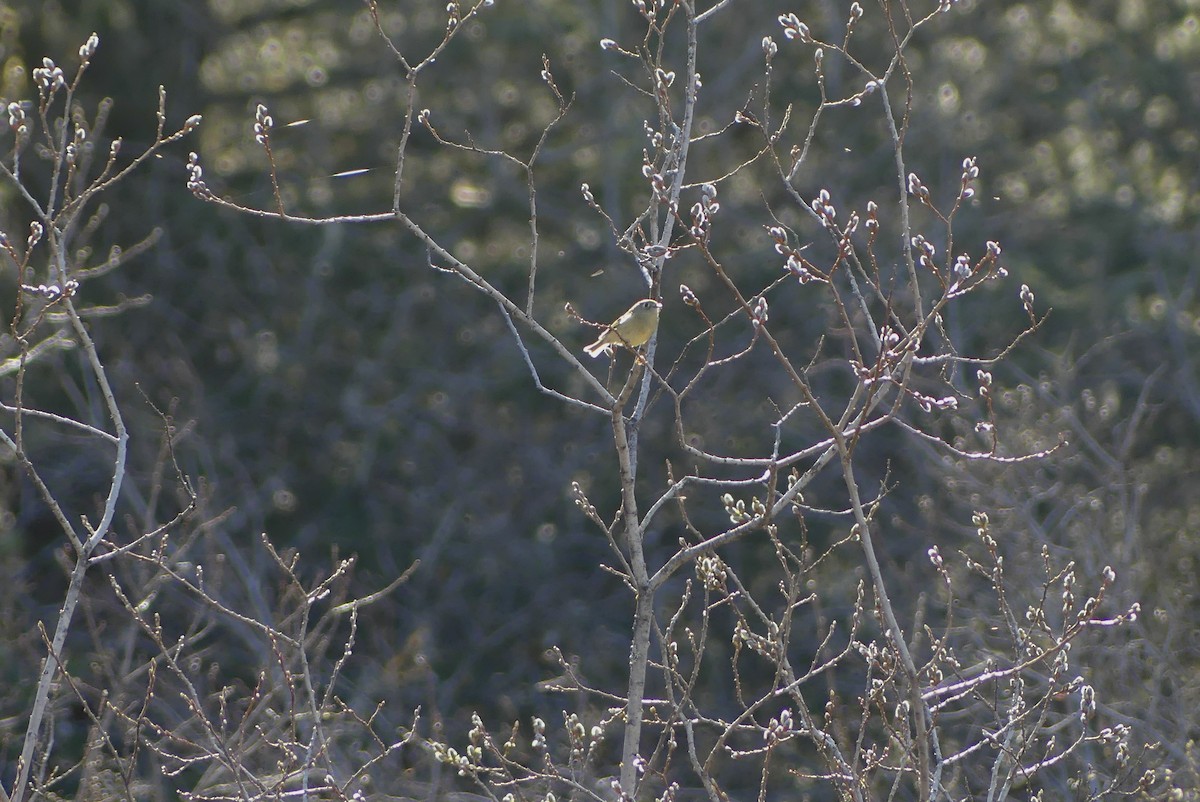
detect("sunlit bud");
top-left (778, 13), bottom-right (812, 43)
top-left (954, 254), bottom-right (971, 278)
top-left (79, 32), bottom-right (100, 60)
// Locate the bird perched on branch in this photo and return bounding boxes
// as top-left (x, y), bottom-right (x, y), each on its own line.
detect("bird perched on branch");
top-left (584, 299), bottom-right (662, 358)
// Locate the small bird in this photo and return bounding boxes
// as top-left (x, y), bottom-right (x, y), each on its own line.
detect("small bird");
top-left (584, 299), bottom-right (662, 358)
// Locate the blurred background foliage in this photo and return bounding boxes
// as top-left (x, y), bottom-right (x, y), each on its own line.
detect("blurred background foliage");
top-left (1, 0), bottom-right (1199, 786)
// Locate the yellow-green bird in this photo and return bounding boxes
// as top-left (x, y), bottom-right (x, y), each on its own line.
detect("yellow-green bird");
top-left (584, 299), bottom-right (662, 358)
